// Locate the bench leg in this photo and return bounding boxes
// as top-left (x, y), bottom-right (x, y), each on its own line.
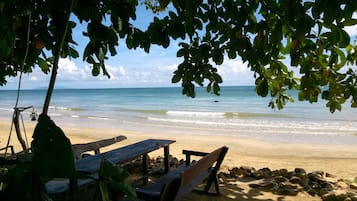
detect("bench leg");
top-left (142, 153), bottom-right (149, 185)
top-left (94, 149), bottom-right (100, 155)
top-left (164, 146), bottom-right (170, 173)
top-left (69, 178), bottom-right (78, 201)
top-left (204, 174), bottom-right (220, 195)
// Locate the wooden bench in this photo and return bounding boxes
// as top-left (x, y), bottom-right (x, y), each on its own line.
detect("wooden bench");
top-left (1, 136), bottom-right (127, 161)
top-left (71, 135), bottom-right (127, 159)
top-left (135, 146), bottom-right (228, 201)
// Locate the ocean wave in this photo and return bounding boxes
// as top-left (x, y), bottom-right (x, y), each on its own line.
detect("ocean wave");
top-left (134, 109), bottom-right (168, 115)
top-left (147, 117), bottom-right (357, 136)
top-left (166, 110), bottom-right (285, 119)
top-left (48, 106), bottom-right (81, 111)
top-left (167, 110), bottom-right (226, 117)
top-left (88, 116), bottom-right (114, 121)
top-left (47, 113), bottom-right (62, 117)
top-left (225, 112), bottom-right (288, 118)
top-left (0, 107), bottom-right (13, 112)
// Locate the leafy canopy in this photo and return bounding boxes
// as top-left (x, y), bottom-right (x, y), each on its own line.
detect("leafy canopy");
top-left (0, 0), bottom-right (356, 112)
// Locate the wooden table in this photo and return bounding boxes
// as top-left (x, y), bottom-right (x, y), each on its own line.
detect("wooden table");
top-left (76, 138), bottom-right (175, 174)
top-left (46, 139), bottom-right (176, 194)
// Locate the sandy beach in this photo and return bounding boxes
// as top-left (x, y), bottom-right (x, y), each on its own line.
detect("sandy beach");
top-left (1, 119), bottom-right (357, 200)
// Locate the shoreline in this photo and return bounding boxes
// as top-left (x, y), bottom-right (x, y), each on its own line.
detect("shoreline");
top-left (1, 119), bottom-right (357, 180)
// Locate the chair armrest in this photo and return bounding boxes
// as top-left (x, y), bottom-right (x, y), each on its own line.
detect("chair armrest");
top-left (182, 150), bottom-right (209, 165)
top-left (182, 150), bottom-right (208, 157)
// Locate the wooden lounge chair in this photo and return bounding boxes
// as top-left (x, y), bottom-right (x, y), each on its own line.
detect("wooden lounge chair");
top-left (71, 135), bottom-right (127, 159)
top-left (136, 146), bottom-right (229, 201)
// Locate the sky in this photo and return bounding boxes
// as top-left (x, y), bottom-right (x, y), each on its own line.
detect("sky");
top-left (2, 6), bottom-right (357, 90)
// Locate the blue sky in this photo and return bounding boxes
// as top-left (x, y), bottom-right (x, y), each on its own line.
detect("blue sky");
top-left (2, 7), bottom-right (357, 90)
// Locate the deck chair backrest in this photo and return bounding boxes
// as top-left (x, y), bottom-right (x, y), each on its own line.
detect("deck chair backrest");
top-left (180, 146), bottom-right (228, 187)
top-left (159, 177), bottom-right (182, 201)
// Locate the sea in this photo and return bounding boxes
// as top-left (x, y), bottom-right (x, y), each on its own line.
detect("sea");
top-left (0, 86), bottom-right (356, 145)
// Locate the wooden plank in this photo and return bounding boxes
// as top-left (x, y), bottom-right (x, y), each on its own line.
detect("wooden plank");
top-left (136, 146), bottom-right (228, 201)
top-left (71, 135), bottom-right (127, 159)
top-left (75, 139), bottom-right (175, 173)
top-left (181, 147), bottom-right (223, 186)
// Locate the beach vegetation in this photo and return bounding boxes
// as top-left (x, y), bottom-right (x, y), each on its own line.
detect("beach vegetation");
top-left (0, 0), bottom-right (356, 112)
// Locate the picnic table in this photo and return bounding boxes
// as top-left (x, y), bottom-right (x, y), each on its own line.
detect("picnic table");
top-left (46, 139), bottom-right (176, 194)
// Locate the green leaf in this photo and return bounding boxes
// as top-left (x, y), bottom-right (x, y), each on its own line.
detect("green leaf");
top-left (99, 181), bottom-right (110, 201)
top-left (337, 28), bottom-right (350, 48)
top-left (212, 48), bottom-right (223, 65)
top-left (92, 63), bottom-right (100, 76)
top-left (68, 46), bottom-right (79, 58)
top-left (213, 83), bottom-right (220, 95)
top-left (37, 58), bottom-right (49, 72)
top-left (212, 73), bottom-right (223, 83)
top-left (183, 83), bottom-right (195, 98)
top-left (206, 82), bottom-right (212, 93)
top-left (342, 19), bottom-right (357, 26)
top-left (322, 31), bottom-right (339, 45)
top-left (322, 90), bottom-right (329, 100)
top-left (227, 49), bottom-right (237, 59)
top-left (100, 159), bottom-right (129, 181)
top-left (256, 77), bottom-right (269, 97)
top-left (334, 48), bottom-right (347, 70)
top-left (86, 55), bottom-right (95, 64)
top-left (265, 0), bottom-right (278, 11)
top-left (172, 72), bottom-right (182, 83)
top-left (98, 47), bottom-right (105, 61)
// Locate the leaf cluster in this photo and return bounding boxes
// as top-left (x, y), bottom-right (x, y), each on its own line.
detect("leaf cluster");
top-left (0, 0), bottom-right (356, 112)
top-left (95, 159), bottom-right (135, 201)
top-left (160, 0), bottom-right (357, 112)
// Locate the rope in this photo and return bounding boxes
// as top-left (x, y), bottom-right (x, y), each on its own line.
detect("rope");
top-left (4, 114), bottom-right (15, 156)
top-left (14, 12), bottom-right (31, 108)
top-left (20, 112), bottom-right (30, 149)
top-left (4, 12), bottom-right (32, 155)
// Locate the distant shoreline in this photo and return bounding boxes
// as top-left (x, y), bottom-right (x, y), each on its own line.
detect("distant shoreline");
top-left (0, 85), bottom-right (255, 91)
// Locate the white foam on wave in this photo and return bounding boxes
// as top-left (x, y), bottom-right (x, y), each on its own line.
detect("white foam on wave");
top-left (47, 113), bottom-right (62, 117)
top-left (147, 116), bottom-right (357, 136)
top-left (88, 116), bottom-right (114, 121)
top-left (167, 110), bottom-right (225, 117)
top-left (49, 106), bottom-right (79, 111)
top-left (49, 106), bottom-right (68, 110)
top-left (0, 107), bottom-right (13, 112)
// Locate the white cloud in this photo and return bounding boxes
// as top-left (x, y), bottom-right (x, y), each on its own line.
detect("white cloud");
top-left (344, 13), bottom-right (357, 36)
top-left (2, 55), bottom-right (254, 90)
top-left (157, 64), bottom-right (178, 72)
top-left (57, 58), bottom-right (88, 81)
top-left (345, 26), bottom-right (357, 36)
top-left (218, 59), bottom-right (254, 85)
top-left (59, 58), bottom-right (77, 72)
top-left (105, 65), bottom-right (126, 80)
top-left (29, 75), bottom-right (40, 81)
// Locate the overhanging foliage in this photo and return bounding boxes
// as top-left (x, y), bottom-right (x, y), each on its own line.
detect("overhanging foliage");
top-left (0, 0), bottom-right (356, 112)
